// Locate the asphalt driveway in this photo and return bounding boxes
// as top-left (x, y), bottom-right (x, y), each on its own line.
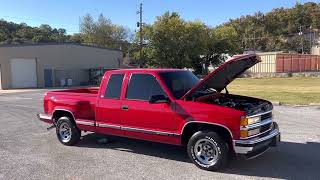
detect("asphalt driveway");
top-left (0, 90), bottom-right (319, 180)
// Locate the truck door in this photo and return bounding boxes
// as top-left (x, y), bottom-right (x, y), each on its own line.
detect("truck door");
top-left (120, 73), bottom-right (179, 144)
top-left (96, 73), bottom-right (125, 136)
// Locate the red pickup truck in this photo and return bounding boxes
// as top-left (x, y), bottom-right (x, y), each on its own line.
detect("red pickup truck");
top-left (38, 54), bottom-right (280, 171)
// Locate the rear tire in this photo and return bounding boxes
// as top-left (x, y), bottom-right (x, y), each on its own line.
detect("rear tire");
top-left (187, 131), bottom-right (229, 171)
top-left (56, 116), bottom-right (81, 146)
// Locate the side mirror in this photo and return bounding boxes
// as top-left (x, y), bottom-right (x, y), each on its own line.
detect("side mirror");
top-left (149, 95), bottom-right (170, 104)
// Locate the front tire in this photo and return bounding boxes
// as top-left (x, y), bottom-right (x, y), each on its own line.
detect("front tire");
top-left (187, 131), bottom-right (229, 171)
top-left (56, 117), bottom-right (81, 146)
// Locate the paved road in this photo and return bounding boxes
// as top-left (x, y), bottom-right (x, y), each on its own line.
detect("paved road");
top-left (0, 90), bottom-right (319, 180)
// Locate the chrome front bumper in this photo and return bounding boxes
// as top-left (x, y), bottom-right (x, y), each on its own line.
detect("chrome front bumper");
top-left (233, 122), bottom-right (280, 158)
top-left (37, 113), bottom-right (53, 124)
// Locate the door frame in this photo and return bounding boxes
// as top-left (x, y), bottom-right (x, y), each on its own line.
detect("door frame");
top-left (44, 68), bottom-right (54, 87)
top-left (0, 64), bottom-right (2, 90)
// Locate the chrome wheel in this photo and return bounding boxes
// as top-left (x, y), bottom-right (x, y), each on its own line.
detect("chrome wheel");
top-left (58, 122), bottom-right (72, 142)
top-left (193, 138), bottom-right (219, 166)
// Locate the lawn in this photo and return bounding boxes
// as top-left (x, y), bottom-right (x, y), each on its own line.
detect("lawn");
top-left (228, 77), bottom-right (320, 105)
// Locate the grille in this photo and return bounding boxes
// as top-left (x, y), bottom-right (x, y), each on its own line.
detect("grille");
top-left (257, 123), bottom-right (274, 138)
top-left (259, 113), bottom-right (273, 135)
top-left (260, 123), bottom-right (272, 132)
top-left (261, 112), bottom-right (272, 121)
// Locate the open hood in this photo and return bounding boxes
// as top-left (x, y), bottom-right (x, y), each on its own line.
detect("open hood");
top-left (181, 54), bottom-right (261, 100)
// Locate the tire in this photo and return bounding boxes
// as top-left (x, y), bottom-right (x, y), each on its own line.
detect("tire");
top-left (187, 131), bottom-right (229, 171)
top-left (56, 116), bottom-right (81, 146)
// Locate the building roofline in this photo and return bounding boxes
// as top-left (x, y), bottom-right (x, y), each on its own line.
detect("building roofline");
top-left (256, 51), bottom-right (284, 55)
top-left (0, 42), bottom-right (123, 52)
top-left (109, 68), bottom-right (186, 73)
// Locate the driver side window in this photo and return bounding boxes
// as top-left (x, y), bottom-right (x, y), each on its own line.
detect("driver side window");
top-left (126, 74), bottom-right (166, 101)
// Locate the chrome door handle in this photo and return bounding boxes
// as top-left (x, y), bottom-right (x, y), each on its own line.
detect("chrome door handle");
top-left (121, 105), bottom-right (129, 110)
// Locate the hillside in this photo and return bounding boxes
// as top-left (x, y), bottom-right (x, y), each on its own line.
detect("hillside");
top-left (221, 2), bottom-right (320, 53)
top-left (0, 2), bottom-right (319, 54)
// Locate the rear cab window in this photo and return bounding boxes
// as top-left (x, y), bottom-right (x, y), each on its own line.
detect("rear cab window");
top-left (104, 73), bottom-right (124, 99)
top-left (126, 73), bottom-right (166, 101)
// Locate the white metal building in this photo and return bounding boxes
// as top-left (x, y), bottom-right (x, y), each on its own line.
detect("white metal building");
top-left (0, 43), bottom-right (123, 89)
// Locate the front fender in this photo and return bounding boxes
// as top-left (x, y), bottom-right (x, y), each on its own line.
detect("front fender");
top-left (175, 100), bottom-right (244, 140)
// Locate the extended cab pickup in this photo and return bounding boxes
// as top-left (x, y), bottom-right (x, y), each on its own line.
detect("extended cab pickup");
top-left (38, 54), bottom-right (280, 171)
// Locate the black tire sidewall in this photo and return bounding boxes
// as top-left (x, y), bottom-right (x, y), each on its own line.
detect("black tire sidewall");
top-left (187, 131), bottom-right (228, 171)
top-left (56, 117), bottom-right (80, 146)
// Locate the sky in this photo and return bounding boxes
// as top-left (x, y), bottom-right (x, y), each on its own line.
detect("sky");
top-left (0, 0), bottom-right (319, 34)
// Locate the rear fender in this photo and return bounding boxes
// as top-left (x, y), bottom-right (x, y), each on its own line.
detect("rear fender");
top-left (52, 108), bottom-right (76, 124)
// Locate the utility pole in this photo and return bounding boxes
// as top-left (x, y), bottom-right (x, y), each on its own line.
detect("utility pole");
top-left (253, 30), bottom-right (256, 53)
top-left (298, 26), bottom-right (304, 54)
top-left (243, 30), bottom-right (260, 53)
top-left (309, 26), bottom-right (313, 54)
top-left (137, 3), bottom-right (143, 67)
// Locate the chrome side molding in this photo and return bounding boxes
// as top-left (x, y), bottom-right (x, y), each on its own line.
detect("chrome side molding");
top-left (75, 120), bottom-right (95, 126)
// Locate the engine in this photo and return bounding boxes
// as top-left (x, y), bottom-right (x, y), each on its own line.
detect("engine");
top-left (197, 93), bottom-right (273, 115)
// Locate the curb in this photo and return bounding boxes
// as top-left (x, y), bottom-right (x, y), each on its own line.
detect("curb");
top-left (309, 103), bottom-right (320, 106)
top-left (271, 101), bottom-right (281, 106)
top-left (271, 102), bottom-right (320, 106)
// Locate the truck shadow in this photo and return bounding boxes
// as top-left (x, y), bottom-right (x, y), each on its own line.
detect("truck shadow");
top-left (77, 133), bottom-right (320, 179)
top-left (77, 133), bottom-right (190, 162)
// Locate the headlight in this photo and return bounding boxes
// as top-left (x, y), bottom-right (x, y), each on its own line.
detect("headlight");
top-left (240, 128), bottom-right (260, 138)
top-left (240, 116), bottom-right (261, 126)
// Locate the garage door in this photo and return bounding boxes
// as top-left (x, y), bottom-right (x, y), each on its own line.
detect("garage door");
top-left (11, 59), bottom-right (37, 88)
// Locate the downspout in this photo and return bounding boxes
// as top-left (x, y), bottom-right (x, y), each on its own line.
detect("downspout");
top-left (35, 57), bottom-right (39, 88)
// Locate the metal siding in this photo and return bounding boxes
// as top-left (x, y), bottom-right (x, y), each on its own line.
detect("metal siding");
top-left (275, 54), bottom-right (320, 73)
top-left (318, 56), bottom-right (320, 70)
top-left (248, 53), bottom-right (320, 73)
top-left (311, 56), bottom-right (317, 71)
top-left (300, 55), bottom-right (305, 72)
top-left (276, 54), bottom-right (284, 73)
top-left (248, 54), bottom-right (276, 73)
top-left (292, 55), bottom-right (299, 72)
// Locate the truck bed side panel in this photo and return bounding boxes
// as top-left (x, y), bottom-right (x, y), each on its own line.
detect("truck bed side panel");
top-left (44, 89), bottom-right (97, 131)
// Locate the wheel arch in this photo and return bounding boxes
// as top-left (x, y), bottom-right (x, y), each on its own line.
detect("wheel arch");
top-left (181, 122), bottom-right (234, 150)
top-left (52, 109), bottom-right (76, 125)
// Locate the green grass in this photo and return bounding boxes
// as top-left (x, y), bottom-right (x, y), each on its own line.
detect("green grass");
top-left (228, 77), bottom-right (320, 105)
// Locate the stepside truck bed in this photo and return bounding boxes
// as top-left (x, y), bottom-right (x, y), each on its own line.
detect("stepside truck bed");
top-left (43, 88), bottom-right (99, 123)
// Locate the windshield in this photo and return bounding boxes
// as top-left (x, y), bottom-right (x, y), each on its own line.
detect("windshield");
top-left (159, 71), bottom-right (200, 99)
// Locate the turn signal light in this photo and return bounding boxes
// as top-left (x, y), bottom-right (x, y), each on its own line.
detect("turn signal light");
top-left (240, 117), bottom-right (249, 126)
top-left (240, 128), bottom-right (260, 138)
top-left (240, 130), bottom-right (248, 138)
top-left (241, 116), bottom-right (261, 126)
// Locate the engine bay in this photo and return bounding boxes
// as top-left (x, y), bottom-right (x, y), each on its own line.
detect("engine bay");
top-left (196, 93), bottom-right (273, 115)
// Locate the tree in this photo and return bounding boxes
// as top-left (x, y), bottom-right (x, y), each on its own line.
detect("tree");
top-left (224, 2), bottom-right (320, 53)
top-left (197, 25), bottom-right (241, 74)
top-left (133, 12), bottom-right (241, 73)
top-left (79, 13), bottom-right (129, 50)
top-left (0, 19), bottom-right (71, 44)
top-left (80, 14), bottom-right (95, 44)
top-left (69, 33), bottom-right (83, 43)
top-left (133, 12), bottom-right (208, 69)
